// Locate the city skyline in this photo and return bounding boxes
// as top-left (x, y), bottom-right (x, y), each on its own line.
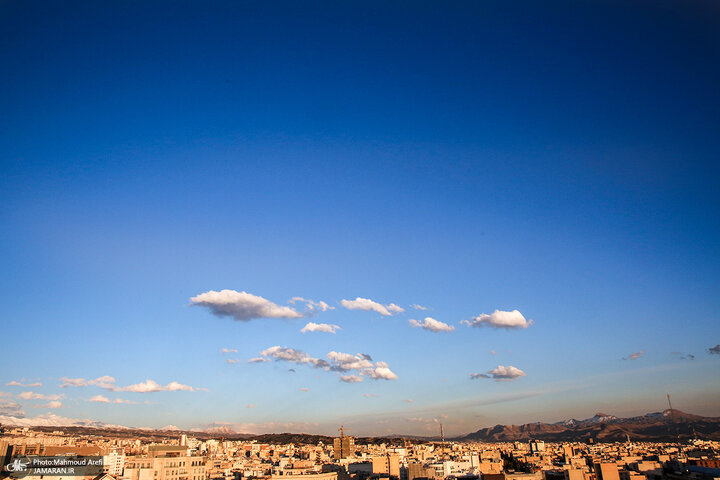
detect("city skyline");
top-left (2, 0), bottom-right (720, 436)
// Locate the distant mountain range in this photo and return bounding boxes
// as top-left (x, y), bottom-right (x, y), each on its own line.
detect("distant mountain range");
top-left (3, 409), bottom-right (719, 443)
top-left (460, 409), bottom-right (720, 442)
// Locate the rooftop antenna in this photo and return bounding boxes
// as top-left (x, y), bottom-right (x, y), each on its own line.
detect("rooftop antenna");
top-left (440, 423), bottom-right (445, 444)
top-left (667, 393), bottom-right (680, 442)
top-left (667, 394), bottom-right (675, 421)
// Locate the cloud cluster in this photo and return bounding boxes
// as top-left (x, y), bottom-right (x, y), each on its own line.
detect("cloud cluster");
top-left (0, 398), bottom-right (25, 417)
top-left (254, 346), bottom-right (398, 381)
top-left (470, 365), bottom-right (526, 381)
top-left (623, 351), bottom-right (645, 360)
top-left (301, 322), bottom-right (341, 334)
top-left (341, 297), bottom-right (404, 316)
top-left (191, 290), bottom-right (302, 321)
top-left (60, 376), bottom-right (203, 393)
top-left (462, 310), bottom-right (532, 329)
top-left (409, 317), bottom-right (454, 333)
top-left (6, 381), bottom-right (42, 387)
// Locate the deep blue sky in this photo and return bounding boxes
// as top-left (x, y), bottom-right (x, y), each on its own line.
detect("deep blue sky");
top-left (1, 0), bottom-right (719, 435)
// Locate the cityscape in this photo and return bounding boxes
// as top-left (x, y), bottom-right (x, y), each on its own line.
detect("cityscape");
top-left (1, 1), bottom-right (719, 480)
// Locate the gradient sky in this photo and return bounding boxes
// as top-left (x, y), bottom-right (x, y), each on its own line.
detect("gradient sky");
top-left (1, 0), bottom-right (719, 436)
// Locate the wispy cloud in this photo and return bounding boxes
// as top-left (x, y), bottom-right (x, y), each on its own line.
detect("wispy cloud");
top-left (221, 348), bottom-right (238, 353)
top-left (6, 381), bottom-right (42, 387)
top-left (462, 309), bottom-right (532, 329)
top-left (471, 365), bottom-right (526, 381)
top-left (409, 317), bottom-right (454, 333)
top-left (301, 322), bottom-right (341, 334)
top-left (60, 376), bottom-right (116, 389)
top-left (363, 393), bottom-right (378, 398)
top-left (709, 344), bottom-right (720, 355)
top-left (623, 351), bottom-right (645, 360)
top-left (299, 388), bottom-right (310, 392)
top-left (671, 351), bottom-right (695, 360)
top-left (340, 297), bottom-right (404, 316)
top-left (246, 404), bottom-right (256, 408)
top-left (90, 395), bottom-right (110, 403)
top-left (411, 304), bottom-right (428, 311)
top-left (190, 290), bottom-right (302, 321)
top-left (18, 392), bottom-right (63, 401)
top-left (340, 375), bottom-right (363, 383)
top-left (225, 359), bottom-right (242, 364)
top-left (290, 297), bottom-right (335, 315)
top-left (31, 401), bottom-right (63, 409)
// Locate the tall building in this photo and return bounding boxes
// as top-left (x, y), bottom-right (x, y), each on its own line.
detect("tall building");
top-left (333, 427), bottom-right (354, 460)
top-left (594, 463), bottom-right (621, 480)
top-left (529, 440), bottom-right (545, 453)
top-left (122, 446), bottom-right (206, 480)
top-left (372, 454), bottom-right (400, 478)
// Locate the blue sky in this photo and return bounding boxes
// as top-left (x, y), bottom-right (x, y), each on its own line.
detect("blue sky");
top-left (1, 0), bottom-right (719, 435)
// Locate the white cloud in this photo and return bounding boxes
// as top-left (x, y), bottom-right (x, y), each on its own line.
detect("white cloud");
top-left (487, 365), bottom-right (526, 381)
top-left (340, 297), bottom-right (404, 316)
top-left (364, 361), bottom-right (399, 380)
top-left (221, 348), bottom-right (238, 353)
top-left (386, 303), bottom-right (405, 314)
top-left (6, 381), bottom-right (42, 387)
top-left (469, 373), bottom-right (491, 379)
top-left (116, 380), bottom-right (201, 393)
top-left (32, 401), bottom-right (63, 409)
top-left (113, 398), bottom-right (138, 404)
top-left (409, 317), bottom-right (455, 333)
top-left (411, 304), bottom-right (428, 311)
top-left (290, 297), bottom-right (335, 315)
top-left (623, 351), bottom-right (645, 360)
top-left (299, 388), bottom-right (310, 392)
top-left (363, 393), bottom-right (378, 398)
top-left (225, 358), bottom-right (242, 364)
top-left (61, 376), bottom-right (203, 393)
top-left (190, 289), bottom-right (302, 321)
top-left (254, 347), bottom-right (398, 381)
top-left (301, 322), bottom-right (341, 334)
top-left (340, 375), bottom-right (363, 383)
top-left (462, 309), bottom-right (532, 329)
top-left (18, 392), bottom-right (63, 401)
top-left (90, 395), bottom-right (110, 403)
